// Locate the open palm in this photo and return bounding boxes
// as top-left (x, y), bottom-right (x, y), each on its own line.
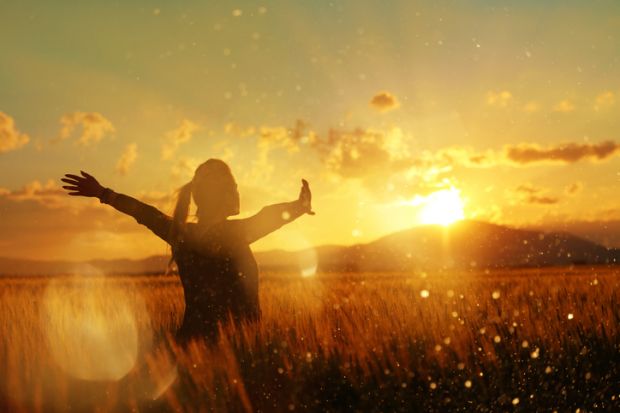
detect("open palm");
top-left (61, 171), bottom-right (104, 198)
top-left (299, 179), bottom-right (315, 215)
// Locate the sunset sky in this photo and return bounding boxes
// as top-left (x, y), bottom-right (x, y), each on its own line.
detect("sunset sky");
top-left (1, 1), bottom-right (620, 260)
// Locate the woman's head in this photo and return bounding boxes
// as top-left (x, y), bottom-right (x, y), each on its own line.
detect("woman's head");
top-left (169, 159), bottom-right (239, 246)
top-left (191, 159), bottom-right (240, 218)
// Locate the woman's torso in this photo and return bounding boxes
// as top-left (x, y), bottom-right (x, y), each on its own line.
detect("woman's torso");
top-left (173, 220), bottom-right (259, 341)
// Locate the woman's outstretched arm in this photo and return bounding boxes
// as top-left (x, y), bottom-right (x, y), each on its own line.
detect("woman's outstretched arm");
top-left (61, 171), bottom-right (173, 244)
top-left (236, 179), bottom-right (315, 244)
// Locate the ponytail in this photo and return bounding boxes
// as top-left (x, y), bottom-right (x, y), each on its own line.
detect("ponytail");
top-left (165, 181), bottom-right (192, 275)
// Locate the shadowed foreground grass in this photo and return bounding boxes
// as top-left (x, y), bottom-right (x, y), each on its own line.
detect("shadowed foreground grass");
top-left (0, 266), bottom-right (619, 412)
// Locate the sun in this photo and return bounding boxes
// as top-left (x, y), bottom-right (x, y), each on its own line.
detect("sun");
top-left (418, 188), bottom-right (465, 226)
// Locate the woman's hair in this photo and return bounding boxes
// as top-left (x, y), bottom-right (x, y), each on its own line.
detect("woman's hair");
top-left (165, 182), bottom-right (192, 275)
top-left (170, 181), bottom-right (193, 249)
top-left (165, 159), bottom-right (233, 274)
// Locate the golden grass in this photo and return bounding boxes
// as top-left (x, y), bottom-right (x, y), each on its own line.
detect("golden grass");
top-left (0, 266), bottom-right (619, 412)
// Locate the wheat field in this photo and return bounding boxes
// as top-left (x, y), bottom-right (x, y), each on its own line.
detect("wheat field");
top-left (1, 266), bottom-right (619, 412)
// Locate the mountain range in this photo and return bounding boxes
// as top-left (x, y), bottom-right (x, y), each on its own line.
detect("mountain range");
top-left (1, 221), bottom-right (618, 276)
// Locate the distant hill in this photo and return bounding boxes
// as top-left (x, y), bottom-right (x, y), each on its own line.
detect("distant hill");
top-left (317, 220), bottom-right (620, 272)
top-left (536, 219), bottom-right (620, 249)
top-left (1, 221), bottom-right (618, 276)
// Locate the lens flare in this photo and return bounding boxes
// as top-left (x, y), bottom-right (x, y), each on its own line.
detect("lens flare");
top-left (40, 273), bottom-right (148, 381)
top-left (299, 247), bottom-right (318, 278)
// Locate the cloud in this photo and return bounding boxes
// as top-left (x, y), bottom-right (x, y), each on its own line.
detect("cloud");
top-left (486, 90), bottom-right (513, 107)
top-left (258, 125), bottom-right (302, 154)
top-left (59, 112), bottom-right (115, 145)
top-left (238, 120), bottom-right (421, 197)
top-left (247, 120), bottom-right (310, 183)
top-left (514, 184), bottom-right (559, 205)
top-left (0, 186), bottom-right (171, 260)
top-left (370, 92), bottom-right (400, 112)
top-left (432, 146), bottom-right (498, 168)
top-left (212, 118), bottom-right (620, 200)
top-left (161, 119), bottom-right (198, 160)
top-left (564, 182), bottom-right (583, 196)
top-left (0, 112), bottom-right (30, 153)
top-left (1, 179), bottom-right (67, 208)
top-left (522, 101), bottom-right (540, 113)
top-left (1, 178), bottom-right (173, 217)
top-left (594, 91), bottom-right (615, 110)
top-left (254, 125), bottom-right (297, 178)
top-left (322, 129), bottom-right (391, 178)
top-left (553, 99), bottom-right (575, 113)
top-left (223, 122), bottom-right (256, 137)
top-left (514, 184), bottom-right (539, 195)
top-left (116, 143), bottom-right (138, 176)
top-left (171, 156), bottom-right (200, 181)
top-left (211, 140), bottom-right (235, 162)
top-left (201, 119), bottom-right (315, 184)
top-left (426, 140), bottom-right (620, 169)
top-left (317, 127), bottom-right (412, 179)
top-left (309, 127), bottom-right (427, 198)
top-left (135, 190), bottom-right (175, 212)
top-left (505, 141), bottom-right (620, 164)
top-left (223, 120), bottom-right (414, 186)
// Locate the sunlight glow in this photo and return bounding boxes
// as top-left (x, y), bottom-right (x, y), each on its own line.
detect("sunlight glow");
top-left (417, 188), bottom-right (465, 226)
top-left (264, 230), bottom-right (318, 277)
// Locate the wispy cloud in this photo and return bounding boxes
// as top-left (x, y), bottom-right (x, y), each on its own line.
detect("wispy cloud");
top-left (171, 156), bottom-right (200, 181)
top-left (432, 146), bottom-right (498, 168)
top-left (310, 127), bottom-right (426, 197)
top-left (565, 181), bottom-right (583, 196)
top-left (486, 90), bottom-right (513, 107)
top-left (247, 120), bottom-right (308, 182)
top-left (0, 112), bottom-right (30, 153)
top-left (134, 190), bottom-right (174, 212)
top-left (527, 195), bottom-right (560, 205)
top-left (0, 183), bottom-right (171, 260)
top-left (522, 101), bottom-right (541, 113)
top-left (594, 91), bottom-right (615, 111)
top-left (225, 118), bottom-right (620, 201)
top-left (318, 127), bottom-right (411, 179)
top-left (428, 141), bottom-right (620, 168)
top-left (505, 141), bottom-right (619, 164)
top-left (161, 119), bottom-right (198, 160)
top-left (552, 99), bottom-right (575, 113)
top-left (229, 120), bottom-right (421, 196)
top-left (58, 112), bottom-right (115, 145)
top-left (116, 143), bottom-right (138, 176)
top-left (514, 184), bottom-right (559, 205)
top-left (0, 179), bottom-right (66, 207)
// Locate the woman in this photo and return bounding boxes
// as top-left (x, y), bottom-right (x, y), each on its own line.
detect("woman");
top-left (61, 159), bottom-right (314, 343)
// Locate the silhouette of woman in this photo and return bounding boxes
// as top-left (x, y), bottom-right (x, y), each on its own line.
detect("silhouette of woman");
top-left (61, 160), bottom-right (314, 343)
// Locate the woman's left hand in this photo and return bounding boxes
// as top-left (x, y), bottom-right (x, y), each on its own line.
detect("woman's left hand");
top-left (61, 171), bottom-right (105, 198)
top-left (298, 179), bottom-right (315, 215)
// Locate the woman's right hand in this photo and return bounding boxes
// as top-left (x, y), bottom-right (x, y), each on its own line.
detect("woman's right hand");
top-left (61, 171), bottom-right (105, 198)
